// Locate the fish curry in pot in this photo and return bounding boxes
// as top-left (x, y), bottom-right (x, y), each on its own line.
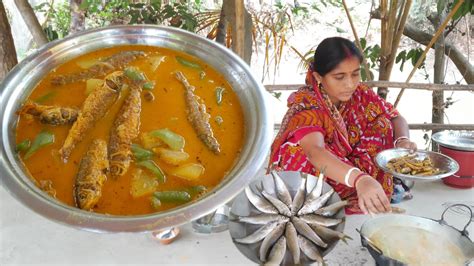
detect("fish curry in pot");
top-left (15, 46), bottom-right (244, 215)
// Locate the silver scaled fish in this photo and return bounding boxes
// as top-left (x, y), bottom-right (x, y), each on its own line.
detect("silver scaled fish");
top-left (271, 170), bottom-right (292, 208)
top-left (234, 221), bottom-right (281, 244)
top-left (264, 236), bottom-right (286, 266)
top-left (245, 186), bottom-right (279, 214)
top-left (259, 222), bottom-right (286, 262)
top-left (285, 222), bottom-right (300, 264)
top-left (235, 213), bottom-right (288, 225)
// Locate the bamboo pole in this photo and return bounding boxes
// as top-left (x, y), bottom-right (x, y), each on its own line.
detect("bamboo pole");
top-left (274, 123), bottom-right (474, 131)
top-left (386, 0), bottom-right (398, 48)
top-left (264, 81), bottom-right (474, 92)
top-left (387, 0), bottom-right (412, 69)
top-left (341, 0), bottom-right (372, 81)
top-left (408, 124), bottom-right (474, 131)
top-left (380, 0), bottom-right (388, 60)
top-left (394, 0), bottom-right (465, 107)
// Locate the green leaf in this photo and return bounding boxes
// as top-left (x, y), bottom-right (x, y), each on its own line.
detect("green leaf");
top-left (359, 38), bottom-right (367, 50)
top-left (33, 2), bottom-right (50, 11)
top-left (396, 50), bottom-right (406, 63)
top-left (24, 131), bottom-right (54, 159)
top-left (452, 0), bottom-right (473, 20)
top-left (272, 92), bottom-right (282, 99)
top-left (437, 0), bottom-right (447, 14)
top-left (399, 58), bottom-right (407, 72)
top-left (79, 0), bottom-right (90, 10)
top-left (149, 0), bottom-right (161, 9)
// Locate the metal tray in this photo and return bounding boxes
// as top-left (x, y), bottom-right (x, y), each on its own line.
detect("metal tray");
top-left (375, 149), bottom-right (459, 181)
top-left (228, 171), bottom-right (345, 264)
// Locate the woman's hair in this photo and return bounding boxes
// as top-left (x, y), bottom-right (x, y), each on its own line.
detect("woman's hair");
top-left (313, 37), bottom-right (363, 76)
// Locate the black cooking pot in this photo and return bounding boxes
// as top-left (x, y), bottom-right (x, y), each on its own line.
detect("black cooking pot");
top-left (359, 204), bottom-right (474, 265)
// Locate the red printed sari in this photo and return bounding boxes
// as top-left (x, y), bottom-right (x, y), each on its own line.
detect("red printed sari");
top-left (269, 72), bottom-right (399, 214)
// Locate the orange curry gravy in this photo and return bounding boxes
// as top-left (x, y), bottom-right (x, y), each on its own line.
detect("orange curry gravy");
top-left (15, 45), bottom-right (244, 215)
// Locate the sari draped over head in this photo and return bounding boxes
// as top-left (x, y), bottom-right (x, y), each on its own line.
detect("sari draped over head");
top-left (269, 68), bottom-right (400, 214)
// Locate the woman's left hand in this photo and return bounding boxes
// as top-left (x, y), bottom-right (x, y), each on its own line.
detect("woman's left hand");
top-left (395, 138), bottom-right (417, 152)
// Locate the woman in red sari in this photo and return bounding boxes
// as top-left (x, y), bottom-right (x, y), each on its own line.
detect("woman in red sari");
top-left (269, 37), bottom-right (417, 215)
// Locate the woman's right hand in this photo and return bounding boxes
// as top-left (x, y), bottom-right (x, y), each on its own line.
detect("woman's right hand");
top-left (355, 175), bottom-right (391, 214)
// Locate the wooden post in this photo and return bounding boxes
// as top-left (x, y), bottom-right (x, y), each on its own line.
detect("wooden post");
top-left (233, 0), bottom-right (245, 58)
top-left (264, 81), bottom-right (474, 92)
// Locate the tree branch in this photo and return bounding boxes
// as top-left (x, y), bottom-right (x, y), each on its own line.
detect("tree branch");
top-left (14, 0), bottom-right (48, 46)
top-left (215, 5), bottom-right (226, 45)
top-left (404, 23), bottom-right (474, 84)
top-left (371, 11), bottom-right (474, 84)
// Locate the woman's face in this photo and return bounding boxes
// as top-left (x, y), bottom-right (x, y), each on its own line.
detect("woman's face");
top-left (313, 56), bottom-right (361, 107)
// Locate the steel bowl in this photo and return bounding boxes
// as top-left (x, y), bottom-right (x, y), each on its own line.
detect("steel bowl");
top-left (432, 130), bottom-right (474, 152)
top-left (432, 131), bottom-right (474, 188)
top-left (0, 25), bottom-right (273, 233)
top-left (375, 148), bottom-right (459, 181)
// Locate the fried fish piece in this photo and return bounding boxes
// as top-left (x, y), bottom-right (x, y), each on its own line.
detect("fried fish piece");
top-left (175, 71), bottom-right (221, 154)
top-left (387, 154), bottom-right (441, 176)
top-left (74, 139), bottom-right (108, 211)
top-left (19, 102), bottom-right (79, 125)
top-left (51, 51), bottom-right (145, 86)
top-left (39, 179), bottom-right (57, 198)
top-left (108, 85), bottom-right (142, 178)
top-left (59, 71), bottom-right (125, 162)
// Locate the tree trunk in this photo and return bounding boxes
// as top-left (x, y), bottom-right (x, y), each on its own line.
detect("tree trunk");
top-left (0, 1), bottom-right (18, 81)
top-left (216, 4), bottom-right (227, 45)
top-left (432, 13), bottom-right (446, 150)
top-left (70, 0), bottom-right (86, 34)
top-left (222, 0), bottom-right (252, 64)
top-left (377, 0), bottom-right (412, 99)
top-left (14, 0), bottom-right (47, 46)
